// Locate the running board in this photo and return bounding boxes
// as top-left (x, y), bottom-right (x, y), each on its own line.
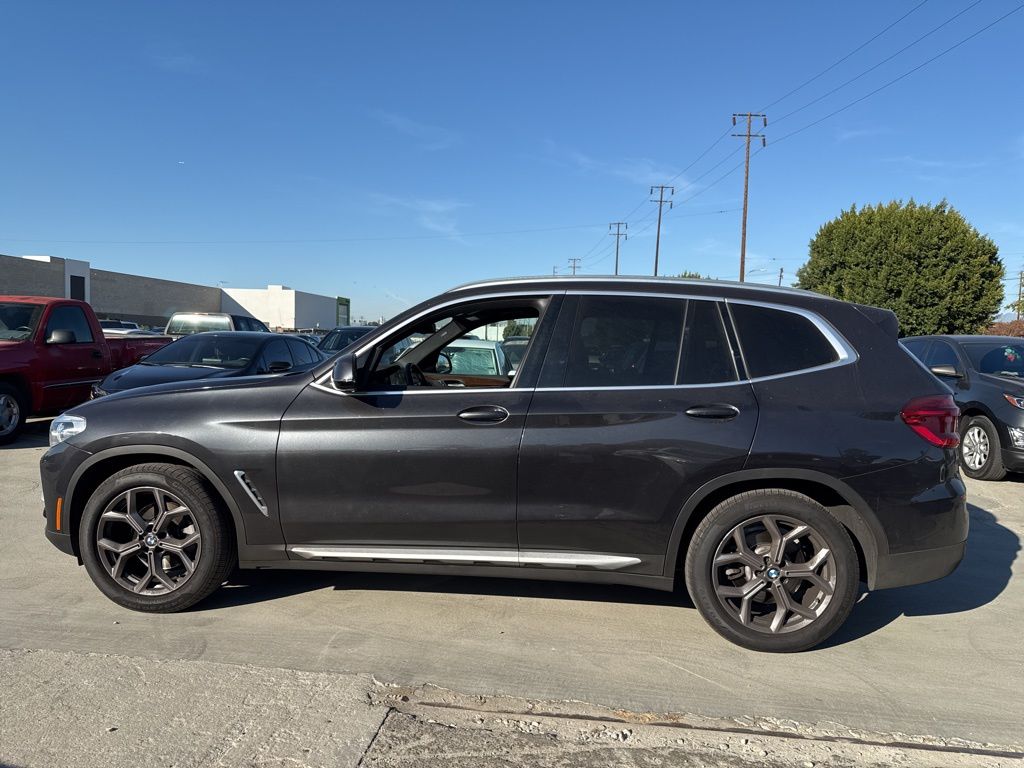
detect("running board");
top-left (287, 546), bottom-right (641, 571)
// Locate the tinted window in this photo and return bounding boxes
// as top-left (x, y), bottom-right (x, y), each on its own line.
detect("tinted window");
top-left (321, 328), bottom-right (371, 352)
top-left (69, 275), bottom-right (86, 301)
top-left (565, 297), bottom-right (683, 387)
top-left (45, 305), bottom-right (94, 343)
top-left (679, 301), bottom-right (737, 384)
top-left (730, 303), bottom-right (839, 378)
top-left (287, 338), bottom-right (316, 366)
top-left (259, 339), bottom-right (292, 372)
top-left (901, 339), bottom-right (929, 362)
top-left (924, 341), bottom-right (960, 369)
top-left (963, 341), bottom-right (1024, 378)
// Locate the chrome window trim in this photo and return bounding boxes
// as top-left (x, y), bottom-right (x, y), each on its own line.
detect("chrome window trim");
top-left (288, 545), bottom-right (641, 570)
top-left (310, 288), bottom-right (858, 397)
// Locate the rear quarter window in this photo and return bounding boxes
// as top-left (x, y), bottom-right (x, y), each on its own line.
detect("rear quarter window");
top-left (730, 303), bottom-right (839, 378)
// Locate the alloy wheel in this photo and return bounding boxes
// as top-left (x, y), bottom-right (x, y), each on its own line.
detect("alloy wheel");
top-left (95, 487), bottom-right (202, 595)
top-left (711, 514), bottom-right (837, 634)
top-left (962, 426), bottom-right (990, 471)
top-left (0, 394), bottom-right (20, 436)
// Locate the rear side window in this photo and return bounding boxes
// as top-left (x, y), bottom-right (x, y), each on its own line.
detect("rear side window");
top-left (45, 306), bottom-right (94, 343)
top-left (565, 297), bottom-right (683, 387)
top-left (287, 338), bottom-right (316, 366)
top-left (678, 301), bottom-right (737, 384)
top-left (730, 303), bottom-right (839, 378)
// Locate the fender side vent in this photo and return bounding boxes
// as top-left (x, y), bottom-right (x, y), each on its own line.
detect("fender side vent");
top-left (234, 470), bottom-right (269, 517)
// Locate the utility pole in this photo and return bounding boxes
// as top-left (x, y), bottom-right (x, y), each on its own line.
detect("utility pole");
top-left (732, 112), bottom-right (767, 282)
top-left (778, 267), bottom-right (784, 287)
top-left (568, 257), bottom-right (581, 276)
top-left (649, 185), bottom-right (674, 276)
top-left (1017, 270), bottom-right (1023, 321)
top-left (609, 222), bottom-right (627, 275)
top-left (552, 266), bottom-right (559, 276)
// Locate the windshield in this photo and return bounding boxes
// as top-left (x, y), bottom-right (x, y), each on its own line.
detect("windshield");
top-left (964, 341), bottom-right (1024, 378)
top-left (144, 335), bottom-right (262, 369)
top-left (447, 347), bottom-right (499, 375)
top-left (0, 302), bottom-right (44, 341)
top-left (166, 314), bottom-right (232, 335)
top-left (320, 328), bottom-right (371, 352)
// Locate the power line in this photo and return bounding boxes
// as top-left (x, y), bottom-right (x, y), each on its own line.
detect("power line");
top-left (773, 3), bottom-right (1024, 146)
top-left (568, 257), bottom-right (581, 275)
top-left (759, 0), bottom-right (932, 112)
top-left (774, 0), bottom-right (987, 126)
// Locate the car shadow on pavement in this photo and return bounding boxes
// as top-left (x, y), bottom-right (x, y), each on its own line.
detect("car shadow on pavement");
top-left (822, 501), bottom-right (1020, 648)
top-left (203, 569), bottom-right (691, 612)
top-left (0, 419), bottom-right (50, 450)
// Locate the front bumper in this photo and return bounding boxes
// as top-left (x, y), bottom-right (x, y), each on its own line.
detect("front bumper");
top-left (40, 439), bottom-right (92, 557)
top-left (1001, 447), bottom-right (1024, 473)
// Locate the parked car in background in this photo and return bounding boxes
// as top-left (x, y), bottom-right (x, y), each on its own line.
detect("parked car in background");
top-left (91, 332), bottom-right (324, 397)
top-left (0, 296), bottom-right (171, 443)
top-left (902, 335), bottom-right (1024, 480)
top-left (164, 312), bottom-right (270, 338)
top-left (42, 277), bottom-right (967, 652)
top-left (499, 335), bottom-right (531, 370)
top-left (98, 319), bottom-right (141, 334)
top-left (318, 325), bottom-right (376, 354)
top-left (289, 332), bottom-right (322, 346)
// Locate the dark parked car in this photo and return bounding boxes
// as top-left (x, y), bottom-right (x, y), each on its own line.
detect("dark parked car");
top-left (902, 335), bottom-right (1024, 480)
top-left (318, 325), bottom-right (376, 354)
top-left (90, 332), bottom-right (324, 397)
top-left (41, 277), bottom-right (966, 652)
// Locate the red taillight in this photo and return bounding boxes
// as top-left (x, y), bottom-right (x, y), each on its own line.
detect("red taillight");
top-left (900, 395), bottom-right (960, 448)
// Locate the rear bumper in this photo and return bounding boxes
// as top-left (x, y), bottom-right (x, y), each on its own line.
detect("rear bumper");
top-left (872, 538), bottom-right (966, 590)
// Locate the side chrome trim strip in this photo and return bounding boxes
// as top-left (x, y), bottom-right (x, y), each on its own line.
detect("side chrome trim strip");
top-left (233, 470), bottom-right (269, 517)
top-left (287, 545), bottom-right (641, 570)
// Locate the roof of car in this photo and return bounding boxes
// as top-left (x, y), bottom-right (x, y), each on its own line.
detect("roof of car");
top-left (326, 325), bottom-right (376, 331)
top-left (171, 331), bottom-right (304, 341)
top-left (445, 275), bottom-right (815, 298)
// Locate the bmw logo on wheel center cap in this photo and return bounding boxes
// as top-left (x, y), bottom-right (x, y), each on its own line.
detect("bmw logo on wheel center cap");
top-left (144, 533), bottom-right (158, 548)
top-left (766, 567), bottom-right (781, 580)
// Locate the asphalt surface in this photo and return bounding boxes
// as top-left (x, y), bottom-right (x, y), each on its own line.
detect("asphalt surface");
top-left (2, 418), bottom-right (1022, 766)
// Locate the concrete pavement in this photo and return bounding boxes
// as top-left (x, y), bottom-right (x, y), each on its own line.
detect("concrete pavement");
top-left (1, 419), bottom-right (1022, 765)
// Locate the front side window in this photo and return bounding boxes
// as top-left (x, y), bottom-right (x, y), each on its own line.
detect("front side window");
top-left (564, 297), bottom-right (683, 388)
top-left (45, 306), bottom-right (94, 344)
top-left (259, 339), bottom-right (293, 372)
top-left (924, 341), bottom-right (960, 370)
top-left (730, 303), bottom-right (839, 378)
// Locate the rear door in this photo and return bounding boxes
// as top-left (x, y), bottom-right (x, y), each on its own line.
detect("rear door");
top-left (516, 294), bottom-right (758, 575)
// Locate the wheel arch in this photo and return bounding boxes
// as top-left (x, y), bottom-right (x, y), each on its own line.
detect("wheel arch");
top-left (65, 445), bottom-right (247, 559)
top-left (665, 469), bottom-right (883, 589)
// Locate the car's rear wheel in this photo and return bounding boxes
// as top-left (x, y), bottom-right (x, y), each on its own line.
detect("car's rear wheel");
top-left (79, 463), bottom-right (236, 612)
top-left (0, 383), bottom-right (26, 445)
top-left (685, 489), bottom-right (859, 652)
top-left (959, 415), bottom-right (1006, 481)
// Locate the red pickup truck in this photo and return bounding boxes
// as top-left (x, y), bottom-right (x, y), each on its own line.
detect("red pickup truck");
top-left (0, 296), bottom-right (171, 443)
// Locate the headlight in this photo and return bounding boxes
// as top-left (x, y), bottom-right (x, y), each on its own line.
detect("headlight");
top-left (49, 415), bottom-right (87, 447)
top-left (1003, 393), bottom-right (1024, 410)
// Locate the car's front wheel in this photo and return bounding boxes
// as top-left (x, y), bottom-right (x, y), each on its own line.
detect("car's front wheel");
top-left (959, 415), bottom-right (1006, 481)
top-left (685, 489), bottom-right (859, 652)
top-left (79, 463), bottom-right (236, 612)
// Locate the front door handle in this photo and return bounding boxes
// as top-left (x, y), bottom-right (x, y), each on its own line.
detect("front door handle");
top-left (457, 405), bottom-right (509, 424)
top-left (685, 404), bottom-right (740, 420)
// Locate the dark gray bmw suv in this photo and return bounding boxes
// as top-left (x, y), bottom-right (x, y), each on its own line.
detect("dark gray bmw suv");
top-left (41, 277), bottom-right (967, 652)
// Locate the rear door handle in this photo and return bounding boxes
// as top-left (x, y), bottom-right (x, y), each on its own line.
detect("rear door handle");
top-left (685, 404), bottom-right (740, 420)
top-left (457, 405), bottom-right (509, 424)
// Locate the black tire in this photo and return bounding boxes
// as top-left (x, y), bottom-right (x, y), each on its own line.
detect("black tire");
top-left (684, 489), bottom-right (859, 653)
top-left (0, 382), bottom-right (27, 445)
top-left (79, 463), bottom-right (236, 612)
top-left (959, 415), bottom-right (1006, 481)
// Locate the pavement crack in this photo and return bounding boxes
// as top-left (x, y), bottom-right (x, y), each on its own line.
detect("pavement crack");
top-left (356, 705), bottom-right (394, 767)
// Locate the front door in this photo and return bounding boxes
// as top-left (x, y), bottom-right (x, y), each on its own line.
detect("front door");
top-left (37, 304), bottom-right (108, 411)
top-left (517, 294), bottom-right (758, 576)
top-left (276, 294), bottom-right (557, 557)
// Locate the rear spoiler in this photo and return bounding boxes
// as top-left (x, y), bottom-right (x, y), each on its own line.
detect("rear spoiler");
top-left (853, 303), bottom-right (899, 339)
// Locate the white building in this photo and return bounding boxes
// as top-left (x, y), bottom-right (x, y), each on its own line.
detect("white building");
top-left (221, 284), bottom-right (340, 331)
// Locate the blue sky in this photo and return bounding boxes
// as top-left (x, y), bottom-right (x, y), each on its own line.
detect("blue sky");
top-left (2, 1), bottom-right (1022, 320)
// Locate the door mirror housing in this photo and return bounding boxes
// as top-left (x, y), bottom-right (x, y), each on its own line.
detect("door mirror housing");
top-left (436, 351), bottom-right (452, 375)
top-left (930, 364), bottom-right (963, 379)
top-left (332, 352), bottom-right (358, 391)
top-left (267, 360), bottom-right (293, 374)
top-left (46, 329), bottom-right (77, 345)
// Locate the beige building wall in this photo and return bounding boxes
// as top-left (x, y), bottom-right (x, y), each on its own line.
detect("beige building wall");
top-left (0, 253), bottom-right (67, 297)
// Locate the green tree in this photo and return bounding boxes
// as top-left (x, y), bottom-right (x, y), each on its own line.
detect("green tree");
top-left (796, 200), bottom-right (1004, 336)
top-left (677, 270), bottom-right (709, 279)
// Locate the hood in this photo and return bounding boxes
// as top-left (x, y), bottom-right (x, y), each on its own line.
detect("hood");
top-left (98, 363), bottom-right (241, 394)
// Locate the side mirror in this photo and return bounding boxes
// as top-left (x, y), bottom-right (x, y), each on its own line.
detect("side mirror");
top-left (47, 329), bottom-right (76, 345)
top-left (267, 360), bottom-right (293, 374)
top-left (930, 364), bottom-right (963, 379)
top-left (332, 352), bottom-right (358, 391)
